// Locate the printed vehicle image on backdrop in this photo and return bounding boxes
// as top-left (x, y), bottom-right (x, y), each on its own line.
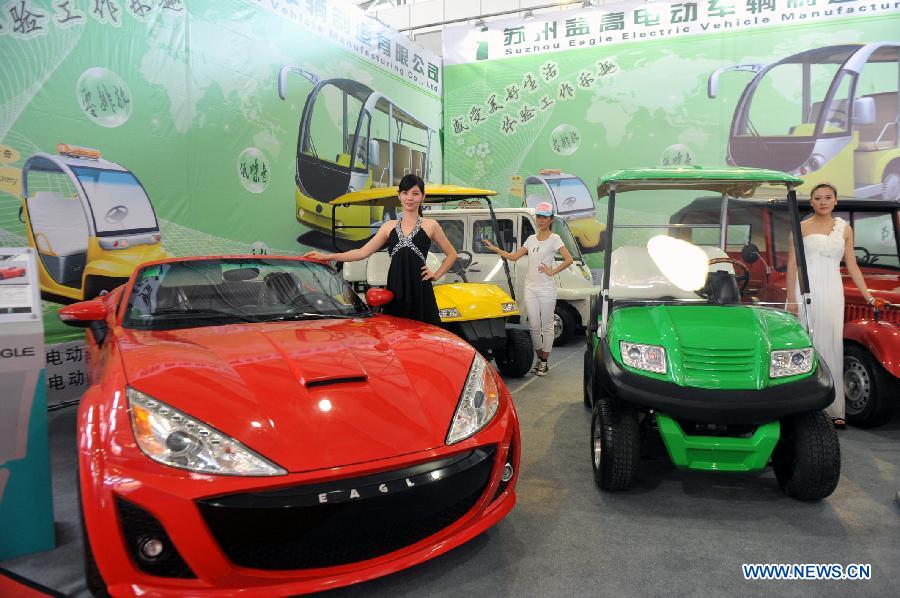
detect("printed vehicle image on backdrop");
top-left (1, 0), bottom-right (443, 406)
top-left (442, 0), bottom-right (900, 272)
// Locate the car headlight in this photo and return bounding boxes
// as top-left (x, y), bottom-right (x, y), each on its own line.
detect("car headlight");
top-left (446, 354), bottom-right (500, 445)
top-left (127, 387), bottom-right (286, 476)
top-left (770, 348), bottom-right (813, 378)
top-left (620, 341), bottom-right (667, 374)
top-left (501, 302), bottom-right (517, 313)
top-left (438, 307), bottom-right (461, 319)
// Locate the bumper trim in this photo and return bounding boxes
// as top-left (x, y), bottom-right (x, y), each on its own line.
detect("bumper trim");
top-left (198, 448), bottom-right (491, 509)
top-left (597, 345), bottom-right (834, 425)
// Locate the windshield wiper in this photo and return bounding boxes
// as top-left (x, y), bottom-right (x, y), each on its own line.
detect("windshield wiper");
top-left (266, 312), bottom-right (362, 322)
top-left (149, 308), bottom-right (255, 322)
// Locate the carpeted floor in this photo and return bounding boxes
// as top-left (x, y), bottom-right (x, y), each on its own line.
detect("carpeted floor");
top-left (2, 344), bottom-right (898, 597)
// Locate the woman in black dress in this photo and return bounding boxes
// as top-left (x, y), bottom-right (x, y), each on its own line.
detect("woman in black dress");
top-left (303, 174), bottom-right (458, 326)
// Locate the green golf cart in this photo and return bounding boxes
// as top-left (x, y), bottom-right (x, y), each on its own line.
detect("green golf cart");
top-left (584, 166), bottom-right (840, 501)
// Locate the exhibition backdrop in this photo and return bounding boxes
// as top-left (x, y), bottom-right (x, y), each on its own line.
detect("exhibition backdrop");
top-left (0, 0), bottom-right (443, 399)
top-left (443, 1), bottom-right (900, 268)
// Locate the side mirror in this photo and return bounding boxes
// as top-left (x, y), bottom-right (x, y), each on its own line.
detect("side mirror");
top-left (740, 243), bottom-right (760, 264)
top-left (365, 287), bottom-right (393, 308)
top-left (368, 139), bottom-right (380, 166)
top-left (852, 96), bottom-right (875, 127)
top-left (59, 300), bottom-right (108, 328)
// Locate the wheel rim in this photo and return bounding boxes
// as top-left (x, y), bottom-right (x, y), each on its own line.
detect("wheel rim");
top-left (553, 313), bottom-right (563, 340)
top-left (883, 171), bottom-right (900, 202)
top-left (844, 356), bottom-right (870, 415)
top-left (592, 418), bottom-right (602, 468)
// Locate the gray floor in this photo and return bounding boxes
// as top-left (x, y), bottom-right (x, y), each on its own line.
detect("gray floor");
top-left (3, 344), bottom-right (898, 597)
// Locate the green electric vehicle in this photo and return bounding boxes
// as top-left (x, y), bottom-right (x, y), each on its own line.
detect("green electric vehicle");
top-left (584, 166), bottom-right (840, 501)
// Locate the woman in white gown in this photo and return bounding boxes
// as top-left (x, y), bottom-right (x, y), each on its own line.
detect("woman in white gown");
top-left (787, 183), bottom-right (879, 428)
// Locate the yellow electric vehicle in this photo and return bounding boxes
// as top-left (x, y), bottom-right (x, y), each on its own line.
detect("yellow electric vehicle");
top-left (524, 169), bottom-right (606, 253)
top-left (20, 144), bottom-right (170, 301)
top-left (709, 42), bottom-right (900, 200)
top-left (278, 66), bottom-right (434, 244)
top-left (330, 185), bottom-right (534, 377)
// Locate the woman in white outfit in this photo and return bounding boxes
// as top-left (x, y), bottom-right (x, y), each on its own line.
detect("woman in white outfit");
top-left (787, 183), bottom-right (880, 429)
top-left (483, 201), bottom-right (573, 376)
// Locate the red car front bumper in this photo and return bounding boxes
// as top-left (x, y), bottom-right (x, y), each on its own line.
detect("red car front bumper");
top-left (79, 394), bottom-right (519, 597)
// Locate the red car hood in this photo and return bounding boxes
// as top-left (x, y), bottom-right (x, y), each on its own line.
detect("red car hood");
top-left (118, 317), bottom-right (476, 473)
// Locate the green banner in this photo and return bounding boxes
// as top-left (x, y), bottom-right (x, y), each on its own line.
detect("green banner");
top-left (1, 0), bottom-right (442, 344)
top-left (443, 4), bottom-right (900, 268)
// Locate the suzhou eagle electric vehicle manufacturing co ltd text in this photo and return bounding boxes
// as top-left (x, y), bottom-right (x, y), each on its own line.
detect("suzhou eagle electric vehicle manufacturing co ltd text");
top-left (60, 255), bottom-right (519, 596)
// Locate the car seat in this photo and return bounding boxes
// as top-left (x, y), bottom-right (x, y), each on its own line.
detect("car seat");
top-left (265, 271), bottom-right (303, 304)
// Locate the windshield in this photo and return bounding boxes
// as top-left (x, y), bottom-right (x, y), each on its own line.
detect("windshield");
top-left (123, 258), bottom-right (369, 330)
top-left (305, 82), bottom-right (368, 171)
top-left (546, 178), bottom-right (595, 212)
top-left (608, 189), bottom-right (798, 310)
top-left (739, 48), bottom-right (856, 139)
top-left (70, 167), bottom-right (159, 235)
top-left (552, 217), bottom-right (583, 262)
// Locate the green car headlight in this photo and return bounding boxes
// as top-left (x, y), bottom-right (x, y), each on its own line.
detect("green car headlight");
top-left (127, 387), bottom-right (286, 476)
top-left (501, 302), bottom-right (517, 313)
top-left (438, 307), bottom-right (461, 319)
top-left (620, 341), bottom-right (667, 374)
top-left (770, 348), bottom-right (813, 378)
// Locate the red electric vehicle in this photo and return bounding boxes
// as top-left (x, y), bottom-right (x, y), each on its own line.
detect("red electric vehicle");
top-left (60, 255), bottom-right (520, 597)
top-left (0, 266), bottom-right (26, 280)
top-left (671, 197), bottom-right (899, 427)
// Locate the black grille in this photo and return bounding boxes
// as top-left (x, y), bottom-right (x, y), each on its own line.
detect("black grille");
top-left (449, 318), bottom-right (508, 352)
top-left (197, 447), bottom-right (496, 570)
top-left (115, 496), bottom-right (196, 579)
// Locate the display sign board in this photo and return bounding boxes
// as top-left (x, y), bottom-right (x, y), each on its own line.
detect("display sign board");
top-left (0, 247), bottom-right (54, 560)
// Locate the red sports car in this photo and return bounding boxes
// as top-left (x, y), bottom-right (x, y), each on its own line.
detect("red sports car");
top-left (60, 256), bottom-right (520, 597)
top-left (0, 265), bottom-right (26, 280)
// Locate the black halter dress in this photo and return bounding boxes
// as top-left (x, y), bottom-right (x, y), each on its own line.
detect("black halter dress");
top-left (384, 216), bottom-right (441, 326)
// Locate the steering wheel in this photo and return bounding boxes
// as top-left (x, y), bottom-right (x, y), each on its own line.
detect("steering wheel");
top-left (826, 107), bottom-right (847, 129)
top-left (105, 205), bottom-right (129, 224)
top-left (854, 246), bottom-right (877, 265)
top-left (708, 257), bottom-right (751, 293)
top-left (451, 250), bottom-right (473, 283)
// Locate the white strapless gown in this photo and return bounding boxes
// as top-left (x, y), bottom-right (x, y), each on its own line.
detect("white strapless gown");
top-left (798, 218), bottom-right (846, 419)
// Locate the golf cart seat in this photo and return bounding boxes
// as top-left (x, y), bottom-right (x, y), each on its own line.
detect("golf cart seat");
top-left (609, 246), bottom-right (733, 301)
top-left (363, 251), bottom-right (444, 287)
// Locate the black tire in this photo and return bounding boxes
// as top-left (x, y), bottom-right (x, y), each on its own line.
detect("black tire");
top-left (553, 303), bottom-right (577, 346)
top-left (844, 344), bottom-right (898, 428)
top-left (583, 345), bottom-right (593, 407)
top-left (591, 399), bottom-right (640, 491)
top-left (78, 472), bottom-right (109, 597)
top-left (495, 329), bottom-right (533, 377)
top-left (773, 411), bottom-right (841, 501)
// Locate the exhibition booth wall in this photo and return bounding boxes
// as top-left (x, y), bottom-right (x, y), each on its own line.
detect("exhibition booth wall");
top-left (0, 0), bottom-right (443, 404)
top-left (442, 1), bottom-right (900, 271)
